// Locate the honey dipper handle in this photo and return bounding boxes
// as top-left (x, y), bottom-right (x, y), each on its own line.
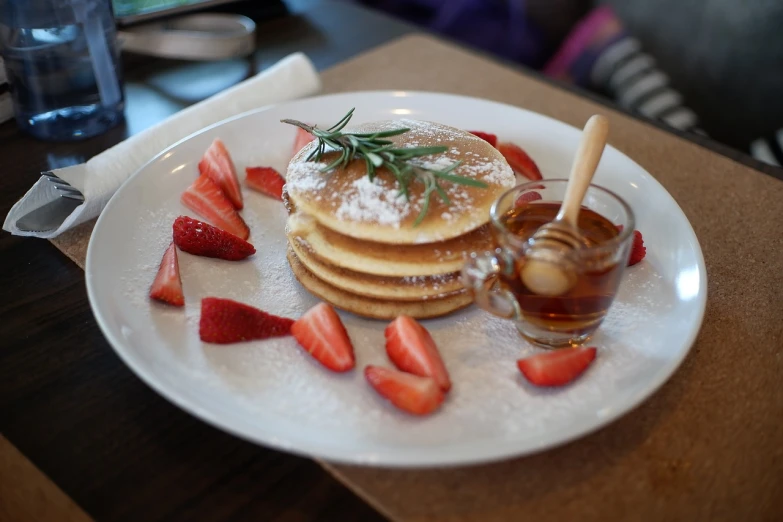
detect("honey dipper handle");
top-left (556, 114), bottom-right (610, 227)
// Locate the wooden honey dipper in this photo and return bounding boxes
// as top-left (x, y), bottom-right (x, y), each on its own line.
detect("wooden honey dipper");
top-left (520, 114), bottom-right (610, 297)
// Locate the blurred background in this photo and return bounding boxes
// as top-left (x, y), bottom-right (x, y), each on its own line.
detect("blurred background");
top-left (345, 0), bottom-right (783, 164)
top-left (2, 0), bottom-right (781, 163)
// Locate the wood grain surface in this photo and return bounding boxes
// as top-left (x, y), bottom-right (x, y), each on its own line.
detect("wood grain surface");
top-left (0, 437), bottom-right (92, 522)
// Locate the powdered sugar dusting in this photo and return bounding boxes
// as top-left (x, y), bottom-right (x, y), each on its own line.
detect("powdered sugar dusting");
top-left (285, 160), bottom-right (327, 192)
top-left (401, 273), bottom-right (455, 285)
top-left (111, 184), bottom-right (677, 454)
top-left (89, 99), bottom-right (700, 465)
top-left (335, 176), bottom-right (411, 227)
top-left (286, 119), bottom-right (515, 228)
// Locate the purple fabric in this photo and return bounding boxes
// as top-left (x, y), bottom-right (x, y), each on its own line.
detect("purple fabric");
top-left (354, 0), bottom-right (550, 68)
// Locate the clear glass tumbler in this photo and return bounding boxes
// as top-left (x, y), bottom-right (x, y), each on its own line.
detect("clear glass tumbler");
top-left (0, 0), bottom-right (125, 141)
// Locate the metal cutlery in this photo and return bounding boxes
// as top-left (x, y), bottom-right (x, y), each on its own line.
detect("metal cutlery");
top-left (15, 172), bottom-right (85, 233)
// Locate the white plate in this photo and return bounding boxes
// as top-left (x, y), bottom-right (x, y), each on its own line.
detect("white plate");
top-left (86, 91), bottom-right (706, 468)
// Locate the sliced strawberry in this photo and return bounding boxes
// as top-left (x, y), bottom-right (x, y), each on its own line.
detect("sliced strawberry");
top-left (617, 226), bottom-right (646, 266)
top-left (292, 126), bottom-right (316, 157)
top-left (173, 216), bottom-right (255, 261)
top-left (149, 243), bottom-right (184, 306)
top-left (199, 297), bottom-right (294, 344)
top-left (291, 303), bottom-right (355, 372)
top-left (181, 174), bottom-right (249, 239)
top-left (628, 230), bottom-right (646, 266)
top-left (385, 316), bottom-right (451, 391)
top-left (198, 138), bottom-right (243, 209)
top-left (364, 365), bottom-right (444, 416)
top-left (514, 191), bottom-right (543, 207)
top-left (468, 130), bottom-right (498, 147)
top-left (246, 166), bottom-right (285, 201)
top-left (497, 142), bottom-right (543, 181)
top-left (517, 346), bottom-right (597, 387)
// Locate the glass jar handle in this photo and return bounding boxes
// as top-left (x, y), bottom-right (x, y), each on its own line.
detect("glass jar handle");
top-left (461, 249), bottom-right (523, 320)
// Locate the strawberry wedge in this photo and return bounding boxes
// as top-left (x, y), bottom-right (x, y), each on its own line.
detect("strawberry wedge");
top-left (292, 126), bottom-right (316, 157)
top-left (517, 346), bottom-right (597, 387)
top-left (628, 230), bottom-right (646, 266)
top-left (149, 243), bottom-right (184, 306)
top-left (291, 303), bottom-right (355, 372)
top-left (497, 142), bottom-right (543, 181)
top-left (199, 138), bottom-right (243, 209)
top-left (199, 297), bottom-right (294, 344)
top-left (365, 365), bottom-right (444, 416)
top-left (246, 166), bottom-right (285, 201)
top-left (181, 174), bottom-right (249, 240)
top-left (385, 316), bottom-right (451, 391)
top-left (514, 191), bottom-right (543, 207)
top-left (616, 226), bottom-right (647, 266)
top-left (173, 216), bottom-right (255, 261)
top-left (468, 130), bottom-right (498, 147)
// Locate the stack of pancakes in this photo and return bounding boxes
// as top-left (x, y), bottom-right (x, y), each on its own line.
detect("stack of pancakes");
top-left (283, 119), bottom-right (515, 319)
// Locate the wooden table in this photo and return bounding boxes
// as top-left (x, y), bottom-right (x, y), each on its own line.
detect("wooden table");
top-left (1, 2), bottom-right (781, 521)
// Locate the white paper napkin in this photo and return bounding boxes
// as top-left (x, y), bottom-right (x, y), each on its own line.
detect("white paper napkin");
top-left (3, 52), bottom-right (321, 238)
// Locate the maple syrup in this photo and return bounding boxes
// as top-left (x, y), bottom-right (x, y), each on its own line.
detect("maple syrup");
top-left (497, 201), bottom-right (624, 342)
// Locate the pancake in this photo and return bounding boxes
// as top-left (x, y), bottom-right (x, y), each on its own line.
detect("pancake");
top-left (285, 119), bottom-right (515, 245)
top-left (286, 211), bottom-right (493, 277)
top-left (290, 238), bottom-right (464, 301)
top-left (287, 247), bottom-right (473, 319)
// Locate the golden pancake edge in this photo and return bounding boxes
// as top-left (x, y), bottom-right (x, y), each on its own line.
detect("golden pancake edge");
top-left (287, 246), bottom-right (473, 320)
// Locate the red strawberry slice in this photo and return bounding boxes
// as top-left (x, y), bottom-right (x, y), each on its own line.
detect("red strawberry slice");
top-left (617, 226), bottom-right (647, 266)
top-left (173, 216), bottom-right (255, 261)
top-left (199, 138), bottom-right (243, 209)
top-left (468, 130), bottom-right (498, 147)
top-left (497, 142), bottom-right (543, 181)
top-left (517, 346), bottom-right (597, 387)
top-left (514, 191), bottom-right (543, 207)
top-left (628, 230), bottom-right (646, 266)
top-left (181, 174), bottom-right (249, 239)
top-left (199, 297), bottom-right (294, 344)
top-left (292, 126), bottom-right (316, 157)
top-left (385, 316), bottom-right (451, 391)
top-left (364, 365), bottom-right (445, 416)
top-left (246, 166), bottom-right (285, 201)
top-left (291, 303), bottom-right (355, 372)
top-left (149, 243), bottom-right (184, 306)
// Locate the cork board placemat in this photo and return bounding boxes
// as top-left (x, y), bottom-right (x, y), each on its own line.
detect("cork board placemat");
top-left (50, 35), bottom-right (783, 521)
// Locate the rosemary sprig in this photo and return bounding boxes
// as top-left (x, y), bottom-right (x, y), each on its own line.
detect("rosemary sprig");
top-left (281, 108), bottom-right (487, 226)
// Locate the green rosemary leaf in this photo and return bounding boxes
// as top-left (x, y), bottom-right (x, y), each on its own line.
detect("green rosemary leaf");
top-left (281, 109), bottom-right (488, 226)
top-left (434, 172), bottom-right (489, 188)
top-left (364, 156), bottom-right (374, 181)
top-left (431, 160), bottom-right (462, 175)
top-left (366, 152), bottom-right (384, 167)
top-left (350, 128), bottom-right (410, 138)
top-left (327, 108), bottom-right (355, 132)
top-left (414, 181), bottom-right (437, 227)
top-left (434, 183), bottom-right (450, 205)
top-left (322, 153), bottom-right (344, 172)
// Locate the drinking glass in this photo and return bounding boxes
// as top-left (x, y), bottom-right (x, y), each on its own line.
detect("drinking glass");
top-left (0, 0), bottom-right (125, 141)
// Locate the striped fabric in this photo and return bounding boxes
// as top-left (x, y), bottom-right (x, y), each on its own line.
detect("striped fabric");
top-left (592, 36), bottom-right (701, 134)
top-left (0, 57), bottom-right (13, 124)
top-left (750, 132), bottom-right (783, 167)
